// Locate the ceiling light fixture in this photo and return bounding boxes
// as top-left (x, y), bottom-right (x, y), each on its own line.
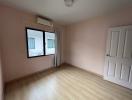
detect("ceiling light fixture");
top-left (64, 0), bottom-right (74, 7)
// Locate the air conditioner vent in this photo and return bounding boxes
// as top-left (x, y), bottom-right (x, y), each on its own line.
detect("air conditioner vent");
top-left (37, 17), bottom-right (53, 27)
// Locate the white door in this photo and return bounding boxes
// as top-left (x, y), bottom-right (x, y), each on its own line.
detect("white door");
top-left (104, 26), bottom-right (132, 89)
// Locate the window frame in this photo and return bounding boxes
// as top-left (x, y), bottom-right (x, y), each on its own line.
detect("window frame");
top-left (25, 27), bottom-right (55, 58)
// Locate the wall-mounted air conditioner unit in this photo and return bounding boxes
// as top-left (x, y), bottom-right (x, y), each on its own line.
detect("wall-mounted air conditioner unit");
top-left (37, 17), bottom-right (53, 27)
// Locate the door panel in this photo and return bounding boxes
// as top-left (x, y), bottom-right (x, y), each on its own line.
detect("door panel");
top-left (108, 62), bottom-right (116, 77)
top-left (105, 31), bottom-right (111, 56)
top-left (115, 63), bottom-right (122, 79)
top-left (121, 64), bottom-right (131, 82)
top-left (110, 31), bottom-right (119, 57)
top-left (123, 30), bottom-right (132, 58)
top-left (117, 31), bottom-right (126, 58)
top-left (104, 26), bottom-right (132, 89)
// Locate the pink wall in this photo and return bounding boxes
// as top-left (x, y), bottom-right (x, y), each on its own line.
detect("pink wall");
top-left (0, 5), bottom-right (58, 82)
top-left (0, 51), bottom-right (3, 100)
top-left (64, 7), bottom-right (132, 76)
top-left (0, 8), bottom-right (3, 100)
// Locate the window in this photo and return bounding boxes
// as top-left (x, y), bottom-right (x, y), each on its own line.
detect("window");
top-left (47, 39), bottom-right (55, 48)
top-left (26, 28), bottom-right (55, 58)
top-left (45, 32), bottom-right (55, 55)
top-left (28, 38), bottom-right (35, 49)
top-left (26, 28), bottom-right (44, 58)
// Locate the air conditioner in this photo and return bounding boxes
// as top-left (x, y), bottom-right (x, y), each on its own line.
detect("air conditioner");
top-left (37, 17), bottom-right (53, 27)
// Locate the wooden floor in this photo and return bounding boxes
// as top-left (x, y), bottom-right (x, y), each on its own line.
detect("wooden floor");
top-left (5, 65), bottom-right (132, 100)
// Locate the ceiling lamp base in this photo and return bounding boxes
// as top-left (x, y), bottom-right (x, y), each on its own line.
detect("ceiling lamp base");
top-left (64, 0), bottom-right (74, 7)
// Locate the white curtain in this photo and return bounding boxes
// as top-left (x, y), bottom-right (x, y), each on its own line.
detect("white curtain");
top-left (54, 28), bottom-right (62, 67)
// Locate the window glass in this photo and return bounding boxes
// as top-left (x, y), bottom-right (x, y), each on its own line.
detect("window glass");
top-left (28, 38), bottom-right (35, 49)
top-left (47, 39), bottom-right (55, 48)
top-left (26, 28), bottom-right (44, 57)
top-left (45, 32), bottom-right (55, 55)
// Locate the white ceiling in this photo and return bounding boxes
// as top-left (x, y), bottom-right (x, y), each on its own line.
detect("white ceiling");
top-left (0, 0), bottom-right (132, 25)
